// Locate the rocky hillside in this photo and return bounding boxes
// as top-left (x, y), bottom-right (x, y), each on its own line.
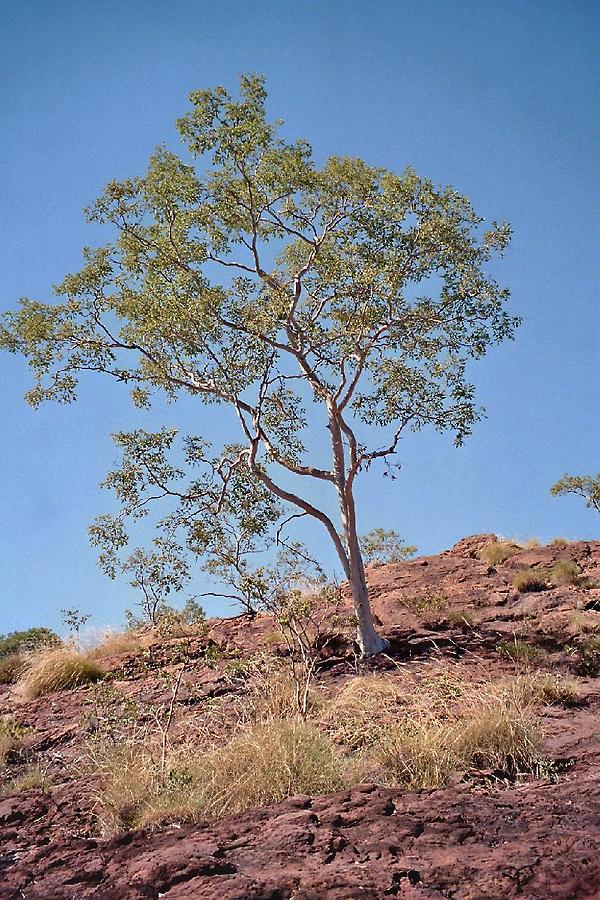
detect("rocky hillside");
top-left (1, 535), bottom-right (600, 899)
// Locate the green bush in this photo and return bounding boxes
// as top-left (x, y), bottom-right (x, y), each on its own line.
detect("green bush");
top-left (0, 628), bottom-right (60, 659)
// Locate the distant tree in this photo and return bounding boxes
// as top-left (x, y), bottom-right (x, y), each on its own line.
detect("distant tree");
top-left (0, 75), bottom-right (518, 655)
top-left (360, 528), bottom-right (417, 565)
top-left (550, 472), bottom-right (600, 515)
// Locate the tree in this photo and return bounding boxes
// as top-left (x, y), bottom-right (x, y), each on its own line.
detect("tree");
top-left (61, 608), bottom-right (91, 636)
top-left (550, 472), bottom-right (600, 515)
top-left (0, 75), bottom-right (518, 655)
top-left (360, 528), bottom-right (417, 565)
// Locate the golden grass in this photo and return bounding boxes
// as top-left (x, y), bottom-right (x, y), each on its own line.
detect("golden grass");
top-left (326, 668), bottom-right (543, 789)
top-left (0, 653), bottom-right (26, 685)
top-left (506, 673), bottom-right (581, 707)
top-left (513, 568), bottom-right (547, 593)
top-left (322, 674), bottom-right (410, 749)
top-left (478, 541), bottom-right (519, 566)
top-left (520, 538), bottom-right (542, 549)
top-left (245, 665), bottom-right (324, 723)
top-left (89, 665), bottom-right (553, 832)
top-left (549, 559), bottom-right (582, 588)
top-left (93, 720), bottom-right (345, 832)
top-left (17, 648), bottom-right (105, 699)
top-left (89, 629), bottom-right (149, 659)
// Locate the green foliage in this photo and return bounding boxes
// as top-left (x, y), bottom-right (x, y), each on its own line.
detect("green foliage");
top-left (496, 638), bottom-right (541, 665)
top-left (1, 75), bottom-right (518, 651)
top-left (360, 528), bottom-right (416, 564)
top-left (551, 472), bottom-right (600, 515)
top-left (0, 628), bottom-right (60, 659)
top-left (513, 568), bottom-right (547, 593)
top-left (572, 637), bottom-right (600, 677)
top-left (61, 608), bottom-right (91, 634)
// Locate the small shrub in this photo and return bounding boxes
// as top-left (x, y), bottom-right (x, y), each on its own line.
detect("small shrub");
top-left (372, 720), bottom-right (458, 788)
top-left (550, 537), bottom-right (570, 547)
top-left (574, 637), bottom-right (600, 677)
top-left (17, 648), bottom-right (105, 699)
top-left (401, 590), bottom-right (448, 622)
top-left (496, 638), bottom-right (541, 665)
top-left (0, 627), bottom-right (60, 659)
top-left (0, 654), bottom-right (26, 685)
top-left (478, 542), bottom-right (518, 566)
top-left (2, 766), bottom-right (52, 795)
top-left (513, 569), bottom-right (547, 593)
top-left (550, 560), bottom-right (583, 588)
top-left (458, 696), bottom-right (540, 774)
top-left (0, 716), bottom-right (27, 767)
top-left (446, 610), bottom-right (476, 629)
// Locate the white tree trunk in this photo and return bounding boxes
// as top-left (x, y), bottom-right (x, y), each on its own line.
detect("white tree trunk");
top-left (343, 510), bottom-right (389, 656)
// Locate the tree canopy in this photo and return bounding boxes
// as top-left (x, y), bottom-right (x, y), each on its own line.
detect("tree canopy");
top-left (1, 75), bottom-right (518, 654)
top-left (551, 472), bottom-right (600, 515)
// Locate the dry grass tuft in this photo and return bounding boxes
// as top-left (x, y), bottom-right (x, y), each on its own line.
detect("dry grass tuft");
top-left (326, 668), bottom-right (543, 790)
top-left (2, 766), bottom-right (53, 796)
top-left (244, 665), bottom-right (324, 723)
top-left (17, 648), bottom-right (105, 699)
top-left (89, 630), bottom-right (147, 659)
top-left (549, 559), bottom-right (583, 588)
top-left (520, 538), bottom-right (542, 549)
top-left (509, 673), bottom-right (581, 707)
top-left (0, 716), bottom-right (27, 768)
top-left (457, 694), bottom-right (539, 773)
top-left (479, 541), bottom-right (518, 566)
top-left (513, 568), bottom-right (547, 593)
top-left (0, 654), bottom-right (26, 685)
top-left (93, 720), bottom-right (344, 832)
top-left (371, 720), bottom-right (457, 788)
top-left (322, 675), bottom-right (410, 749)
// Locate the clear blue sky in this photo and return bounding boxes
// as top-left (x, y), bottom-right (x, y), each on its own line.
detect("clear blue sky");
top-left (1, 0), bottom-right (598, 635)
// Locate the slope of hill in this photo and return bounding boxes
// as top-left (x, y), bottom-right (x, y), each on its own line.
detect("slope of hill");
top-left (1, 535), bottom-right (599, 899)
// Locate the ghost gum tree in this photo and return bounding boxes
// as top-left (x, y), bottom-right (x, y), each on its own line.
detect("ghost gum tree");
top-left (1, 76), bottom-right (518, 655)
